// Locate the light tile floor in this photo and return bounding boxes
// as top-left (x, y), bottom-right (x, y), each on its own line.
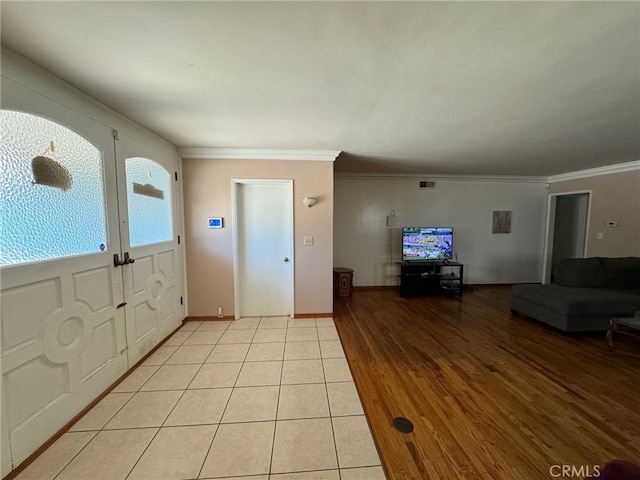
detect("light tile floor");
top-left (16, 317), bottom-right (387, 480)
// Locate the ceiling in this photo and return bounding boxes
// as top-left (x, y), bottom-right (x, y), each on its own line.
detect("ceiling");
top-left (1, 2), bottom-right (638, 176)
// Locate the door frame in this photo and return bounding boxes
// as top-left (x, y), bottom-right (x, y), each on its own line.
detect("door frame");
top-left (542, 190), bottom-right (592, 284)
top-left (231, 179), bottom-right (294, 319)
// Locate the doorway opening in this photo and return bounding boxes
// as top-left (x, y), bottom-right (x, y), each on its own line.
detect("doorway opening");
top-left (542, 191), bottom-right (591, 284)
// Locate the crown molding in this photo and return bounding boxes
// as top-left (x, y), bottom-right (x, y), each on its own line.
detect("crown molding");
top-left (548, 160), bottom-right (640, 183)
top-left (334, 172), bottom-right (548, 183)
top-left (179, 148), bottom-right (340, 161)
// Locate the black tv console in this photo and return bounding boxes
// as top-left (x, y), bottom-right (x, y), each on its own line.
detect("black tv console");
top-left (396, 261), bottom-right (463, 297)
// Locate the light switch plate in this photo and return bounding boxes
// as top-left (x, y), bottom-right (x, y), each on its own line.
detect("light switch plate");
top-left (303, 236), bottom-right (313, 246)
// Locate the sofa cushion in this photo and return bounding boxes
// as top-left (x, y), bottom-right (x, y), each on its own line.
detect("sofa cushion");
top-left (554, 257), bottom-right (606, 287)
top-left (511, 284), bottom-right (640, 316)
top-left (599, 257), bottom-right (640, 288)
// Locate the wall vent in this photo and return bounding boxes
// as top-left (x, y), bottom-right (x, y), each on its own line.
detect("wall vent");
top-left (419, 180), bottom-right (436, 189)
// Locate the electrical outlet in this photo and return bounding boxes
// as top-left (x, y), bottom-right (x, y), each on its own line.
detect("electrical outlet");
top-left (303, 236), bottom-right (313, 246)
top-left (597, 232), bottom-right (603, 240)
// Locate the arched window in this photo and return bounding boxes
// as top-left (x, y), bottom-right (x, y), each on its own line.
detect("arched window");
top-left (0, 110), bottom-right (107, 265)
top-left (125, 157), bottom-right (173, 246)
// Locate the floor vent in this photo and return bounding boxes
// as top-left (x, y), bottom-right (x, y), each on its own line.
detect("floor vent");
top-left (392, 417), bottom-right (414, 433)
top-left (419, 180), bottom-right (436, 189)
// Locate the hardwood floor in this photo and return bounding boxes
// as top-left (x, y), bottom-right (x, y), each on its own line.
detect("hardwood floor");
top-left (334, 286), bottom-right (640, 480)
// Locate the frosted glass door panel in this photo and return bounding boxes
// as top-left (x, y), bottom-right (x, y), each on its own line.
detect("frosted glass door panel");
top-left (125, 157), bottom-right (173, 247)
top-left (0, 111), bottom-right (107, 266)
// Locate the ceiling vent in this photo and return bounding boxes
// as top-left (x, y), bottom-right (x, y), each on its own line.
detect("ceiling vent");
top-left (419, 180), bottom-right (436, 189)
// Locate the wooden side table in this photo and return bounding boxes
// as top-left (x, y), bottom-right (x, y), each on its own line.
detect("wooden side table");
top-left (333, 268), bottom-right (354, 297)
top-left (607, 317), bottom-right (640, 355)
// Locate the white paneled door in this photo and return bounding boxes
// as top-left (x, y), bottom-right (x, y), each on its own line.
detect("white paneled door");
top-left (115, 134), bottom-right (183, 365)
top-left (0, 83), bottom-right (183, 475)
top-left (233, 180), bottom-right (294, 317)
top-left (0, 83), bottom-right (128, 472)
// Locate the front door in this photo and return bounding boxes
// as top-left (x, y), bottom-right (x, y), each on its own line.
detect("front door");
top-left (234, 180), bottom-right (294, 317)
top-left (1, 82), bottom-right (184, 476)
top-left (1, 87), bottom-right (128, 470)
top-left (116, 134), bottom-right (184, 365)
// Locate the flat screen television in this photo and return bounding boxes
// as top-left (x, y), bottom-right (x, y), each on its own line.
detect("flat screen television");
top-left (402, 227), bottom-right (453, 261)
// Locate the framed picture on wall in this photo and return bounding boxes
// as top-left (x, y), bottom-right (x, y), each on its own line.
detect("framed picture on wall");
top-left (492, 210), bottom-right (512, 234)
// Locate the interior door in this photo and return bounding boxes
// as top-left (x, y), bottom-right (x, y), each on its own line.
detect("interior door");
top-left (234, 180), bottom-right (294, 317)
top-left (116, 133), bottom-right (184, 366)
top-left (0, 84), bottom-right (128, 473)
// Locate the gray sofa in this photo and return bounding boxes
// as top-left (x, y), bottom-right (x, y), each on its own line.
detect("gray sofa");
top-left (510, 257), bottom-right (640, 332)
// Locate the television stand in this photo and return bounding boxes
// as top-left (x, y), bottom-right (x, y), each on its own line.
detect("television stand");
top-left (396, 261), bottom-right (463, 298)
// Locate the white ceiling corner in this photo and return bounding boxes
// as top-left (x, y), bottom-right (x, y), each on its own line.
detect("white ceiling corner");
top-left (1, 1), bottom-right (638, 177)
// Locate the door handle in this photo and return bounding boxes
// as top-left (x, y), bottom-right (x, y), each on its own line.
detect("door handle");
top-left (113, 253), bottom-right (125, 267)
top-left (114, 252), bottom-right (135, 267)
top-left (284, 257), bottom-right (290, 263)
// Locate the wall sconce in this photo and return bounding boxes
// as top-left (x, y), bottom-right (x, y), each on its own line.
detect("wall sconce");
top-left (303, 197), bottom-right (317, 207)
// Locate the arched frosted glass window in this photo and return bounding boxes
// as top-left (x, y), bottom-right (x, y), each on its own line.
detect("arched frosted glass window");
top-left (0, 110), bottom-right (107, 266)
top-left (125, 157), bottom-right (173, 247)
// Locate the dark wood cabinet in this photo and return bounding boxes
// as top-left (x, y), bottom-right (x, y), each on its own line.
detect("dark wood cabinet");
top-left (397, 261), bottom-right (463, 297)
top-left (333, 267), bottom-right (354, 297)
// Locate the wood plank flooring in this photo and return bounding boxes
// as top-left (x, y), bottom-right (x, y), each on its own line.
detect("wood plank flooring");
top-left (334, 286), bottom-right (640, 480)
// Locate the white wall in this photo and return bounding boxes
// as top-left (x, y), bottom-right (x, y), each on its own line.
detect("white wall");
top-left (334, 175), bottom-right (548, 286)
top-left (548, 169), bottom-right (640, 257)
top-left (182, 158), bottom-right (334, 317)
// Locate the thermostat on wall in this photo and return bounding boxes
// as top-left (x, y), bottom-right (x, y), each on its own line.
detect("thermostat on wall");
top-left (207, 217), bottom-right (223, 229)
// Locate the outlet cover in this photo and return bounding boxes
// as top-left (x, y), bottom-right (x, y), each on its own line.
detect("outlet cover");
top-left (303, 236), bottom-right (313, 246)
